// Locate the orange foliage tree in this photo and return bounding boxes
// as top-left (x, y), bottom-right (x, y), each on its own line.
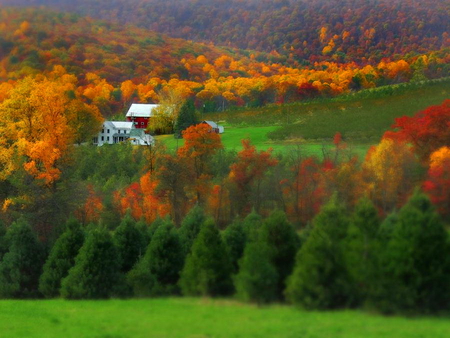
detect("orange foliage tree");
top-left (177, 123), bottom-right (223, 205)
top-left (229, 139), bottom-right (278, 215)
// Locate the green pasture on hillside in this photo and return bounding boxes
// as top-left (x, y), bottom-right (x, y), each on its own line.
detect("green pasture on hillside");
top-left (156, 125), bottom-right (371, 159)
top-left (1, 298), bottom-right (449, 338)
top-left (157, 79), bottom-right (449, 160)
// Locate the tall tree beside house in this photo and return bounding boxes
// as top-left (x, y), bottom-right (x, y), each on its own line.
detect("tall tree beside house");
top-left (0, 218), bottom-right (46, 298)
top-left (174, 99), bottom-right (197, 139)
top-left (179, 219), bottom-right (233, 297)
top-left (39, 219), bottom-right (85, 298)
top-left (61, 227), bottom-right (122, 299)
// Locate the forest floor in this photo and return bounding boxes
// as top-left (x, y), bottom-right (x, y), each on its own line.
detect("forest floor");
top-left (1, 298), bottom-right (449, 338)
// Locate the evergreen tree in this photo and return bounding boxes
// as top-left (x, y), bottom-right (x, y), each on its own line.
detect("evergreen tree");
top-left (286, 196), bottom-right (351, 309)
top-left (242, 210), bottom-right (263, 241)
top-left (61, 227), bottom-right (121, 299)
top-left (148, 217), bottom-right (164, 242)
top-left (0, 219), bottom-right (45, 298)
top-left (39, 219), bottom-right (85, 298)
top-left (174, 99), bottom-right (197, 139)
top-left (222, 220), bottom-right (247, 273)
top-left (372, 191), bottom-right (450, 314)
top-left (179, 219), bottom-right (233, 296)
top-left (136, 217), bottom-right (150, 246)
top-left (234, 241), bottom-right (278, 304)
top-left (0, 220), bottom-right (7, 262)
top-left (128, 220), bottom-right (184, 296)
top-left (259, 210), bottom-right (300, 299)
top-left (343, 197), bottom-right (380, 306)
top-left (114, 212), bottom-right (147, 273)
top-left (179, 205), bottom-right (205, 256)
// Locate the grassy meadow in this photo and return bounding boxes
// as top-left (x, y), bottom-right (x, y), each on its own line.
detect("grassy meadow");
top-left (156, 79), bottom-right (449, 159)
top-left (1, 298), bottom-right (449, 338)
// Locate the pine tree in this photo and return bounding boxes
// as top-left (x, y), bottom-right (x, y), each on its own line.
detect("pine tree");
top-left (234, 241), bottom-right (278, 304)
top-left (179, 219), bottom-right (233, 296)
top-left (372, 191), bottom-right (450, 314)
top-left (286, 196), bottom-right (351, 309)
top-left (179, 205), bottom-right (205, 256)
top-left (0, 220), bottom-right (7, 262)
top-left (39, 219), bottom-right (85, 298)
top-left (259, 210), bottom-right (300, 299)
top-left (242, 210), bottom-right (263, 241)
top-left (61, 227), bottom-right (122, 299)
top-left (174, 99), bottom-right (197, 139)
top-left (114, 212), bottom-right (147, 273)
top-left (148, 217), bottom-right (164, 242)
top-left (222, 220), bottom-right (247, 273)
top-left (0, 219), bottom-right (45, 298)
top-left (343, 197), bottom-right (380, 306)
top-left (128, 220), bottom-right (184, 296)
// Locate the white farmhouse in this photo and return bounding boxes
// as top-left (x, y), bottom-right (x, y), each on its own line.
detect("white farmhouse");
top-left (93, 121), bottom-right (154, 146)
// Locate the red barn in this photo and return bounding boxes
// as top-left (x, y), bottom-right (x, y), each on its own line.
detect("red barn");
top-left (126, 104), bottom-right (159, 129)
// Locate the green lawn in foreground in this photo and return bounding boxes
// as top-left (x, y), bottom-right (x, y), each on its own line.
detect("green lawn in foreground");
top-left (0, 298), bottom-right (449, 338)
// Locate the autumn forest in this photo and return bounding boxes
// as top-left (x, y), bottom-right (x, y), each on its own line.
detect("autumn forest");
top-left (0, 0), bottom-right (450, 327)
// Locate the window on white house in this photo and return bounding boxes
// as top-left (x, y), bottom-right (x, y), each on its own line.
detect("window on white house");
top-left (101, 136), bottom-right (104, 141)
top-left (107, 129), bottom-right (110, 133)
top-left (107, 136), bottom-right (110, 141)
top-left (102, 129), bottom-right (104, 133)
top-left (118, 130), bottom-right (120, 134)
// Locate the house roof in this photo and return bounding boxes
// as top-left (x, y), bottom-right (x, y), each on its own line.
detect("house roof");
top-left (202, 120), bottom-right (218, 128)
top-left (126, 104), bottom-right (159, 118)
top-left (108, 121), bottom-right (134, 130)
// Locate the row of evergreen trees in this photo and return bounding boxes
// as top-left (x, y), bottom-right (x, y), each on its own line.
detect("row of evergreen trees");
top-left (0, 191), bottom-right (449, 314)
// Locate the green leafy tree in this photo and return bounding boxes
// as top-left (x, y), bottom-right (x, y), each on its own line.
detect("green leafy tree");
top-left (371, 191), bottom-right (450, 314)
top-left (179, 219), bottom-right (233, 296)
top-left (0, 219), bottom-right (45, 298)
top-left (127, 220), bottom-right (184, 296)
top-left (39, 219), bottom-right (85, 298)
top-left (179, 205), bottom-right (206, 256)
top-left (222, 220), bottom-right (247, 273)
top-left (174, 99), bottom-right (197, 138)
top-left (114, 212), bottom-right (148, 273)
top-left (147, 217), bottom-right (164, 242)
top-left (234, 241), bottom-right (278, 304)
top-left (259, 210), bottom-right (300, 299)
top-left (343, 197), bottom-right (380, 306)
top-left (286, 196), bottom-right (351, 309)
top-left (61, 227), bottom-right (122, 299)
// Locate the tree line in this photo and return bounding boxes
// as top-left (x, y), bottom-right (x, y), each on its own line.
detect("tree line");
top-left (0, 191), bottom-right (449, 316)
